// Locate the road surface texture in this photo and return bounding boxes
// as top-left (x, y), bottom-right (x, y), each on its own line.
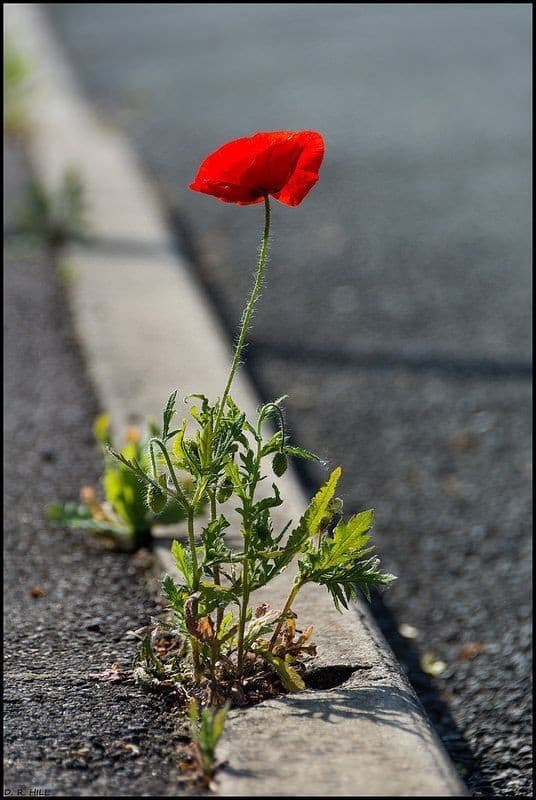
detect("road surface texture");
top-left (3, 140), bottom-right (190, 796)
top-left (40, 3), bottom-right (533, 796)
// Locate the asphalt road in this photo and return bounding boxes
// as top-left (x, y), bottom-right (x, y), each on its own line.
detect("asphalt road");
top-left (44, 4), bottom-right (532, 796)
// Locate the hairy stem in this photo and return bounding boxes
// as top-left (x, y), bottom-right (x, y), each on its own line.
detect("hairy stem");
top-left (236, 515), bottom-right (250, 675)
top-left (187, 507), bottom-right (202, 681)
top-left (187, 507), bottom-right (200, 589)
top-left (258, 402), bottom-right (286, 443)
top-left (149, 437), bottom-right (188, 508)
top-left (236, 437), bottom-right (264, 674)
top-left (209, 487), bottom-right (223, 673)
top-left (214, 195), bottom-right (271, 432)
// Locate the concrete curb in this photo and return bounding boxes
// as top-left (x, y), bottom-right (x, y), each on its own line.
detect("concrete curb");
top-left (5, 4), bottom-right (467, 796)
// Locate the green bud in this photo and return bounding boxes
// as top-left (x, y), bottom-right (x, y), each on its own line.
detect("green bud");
top-left (216, 478), bottom-right (233, 504)
top-left (146, 482), bottom-right (167, 514)
top-left (272, 451), bottom-right (288, 477)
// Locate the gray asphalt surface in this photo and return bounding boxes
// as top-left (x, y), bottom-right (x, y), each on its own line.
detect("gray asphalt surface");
top-left (32, 3), bottom-right (534, 796)
top-left (3, 141), bottom-right (190, 797)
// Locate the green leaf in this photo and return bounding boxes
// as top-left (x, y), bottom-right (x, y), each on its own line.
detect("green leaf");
top-left (224, 460), bottom-right (246, 500)
top-left (303, 466), bottom-right (342, 537)
top-left (266, 468), bottom-right (341, 577)
top-left (162, 390), bottom-right (178, 440)
top-left (199, 581), bottom-right (239, 612)
top-left (103, 462), bottom-right (147, 532)
top-left (161, 574), bottom-right (188, 617)
top-left (284, 445), bottom-right (321, 463)
top-left (324, 558), bottom-right (396, 609)
top-left (320, 509), bottom-right (374, 569)
top-left (171, 539), bottom-right (194, 587)
top-left (260, 431), bottom-right (283, 457)
top-left (211, 704), bottom-right (229, 743)
top-left (253, 483), bottom-right (282, 514)
top-left (202, 515), bottom-right (231, 565)
top-left (171, 418), bottom-right (187, 461)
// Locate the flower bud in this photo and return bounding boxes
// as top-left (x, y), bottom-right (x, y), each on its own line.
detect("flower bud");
top-left (272, 451), bottom-right (288, 477)
top-left (146, 482), bottom-right (167, 514)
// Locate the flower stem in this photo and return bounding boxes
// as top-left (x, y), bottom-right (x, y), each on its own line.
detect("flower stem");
top-left (209, 487), bottom-right (222, 673)
top-left (214, 195), bottom-right (271, 431)
top-left (236, 505), bottom-right (251, 675)
top-left (236, 437), bottom-right (263, 675)
top-left (187, 507), bottom-right (200, 589)
top-left (187, 506), bottom-right (202, 682)
top-left (149, 437), bottom-right (189, 509)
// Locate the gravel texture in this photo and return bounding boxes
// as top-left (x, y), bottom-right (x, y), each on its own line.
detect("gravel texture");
top-left (3, 140), bottom-right (190, 797)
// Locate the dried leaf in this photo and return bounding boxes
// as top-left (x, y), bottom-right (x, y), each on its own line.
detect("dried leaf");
top-left (254, 602), bottom-right (270, 618)
top-left (196, 616), bottom-right (215, 643)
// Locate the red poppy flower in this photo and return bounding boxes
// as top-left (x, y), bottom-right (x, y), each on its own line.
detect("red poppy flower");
top-left (189, 130), bottom-right (324, 206)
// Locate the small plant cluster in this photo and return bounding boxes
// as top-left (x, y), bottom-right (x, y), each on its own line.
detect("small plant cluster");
top-left (123, 388), bottom-right (392, 706)
top-left (4, 36), bottom-right (32, 137)
top-left (18, 167), bottom-right (88, 246)
top-left (186, 699), bottom-right (229, 789)
top-left (47, 413), bottom-right (196, 551)
top-left (112, 132), bottom-right (395, 711)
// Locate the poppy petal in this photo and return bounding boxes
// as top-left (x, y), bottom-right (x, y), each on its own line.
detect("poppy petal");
top-left (189, 130), bottom-right (324, 206)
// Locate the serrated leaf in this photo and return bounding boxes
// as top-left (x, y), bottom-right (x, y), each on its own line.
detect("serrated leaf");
top-left (303, 466), bottom-right (342, 536)
top-left (171, 539), bottom-right (194, 587)
top-left (199, 582), bottom-right (238, 610)
top-left (161, 574), bottom-right (188, 615)
top-left (224, 460), bottom-right (246, 499)
top-left (162, 390), bottom-right (178, 439)
top-left (268, 468), bottom-right (343, 577)
top-left (320, 509), bottom-right (374, 569)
